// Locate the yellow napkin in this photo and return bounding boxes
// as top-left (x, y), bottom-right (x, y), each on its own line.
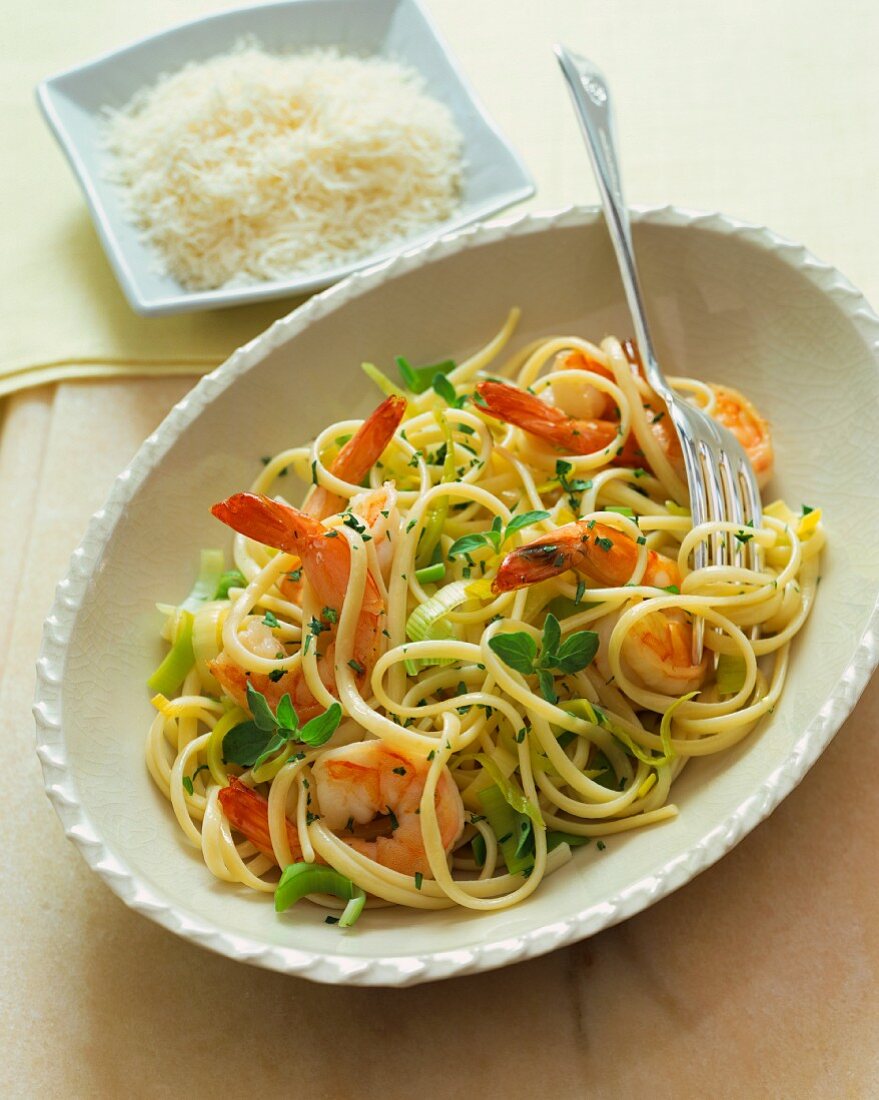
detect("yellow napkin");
top-left (2, 0), bottom-right (308, 400)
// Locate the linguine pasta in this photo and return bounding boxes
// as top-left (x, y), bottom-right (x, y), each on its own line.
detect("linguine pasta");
top-left (146, 310), bottom-right (824, 922)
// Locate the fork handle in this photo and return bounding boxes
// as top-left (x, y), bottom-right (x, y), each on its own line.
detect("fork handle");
top-left (554, 46), bottom-right (673, 404)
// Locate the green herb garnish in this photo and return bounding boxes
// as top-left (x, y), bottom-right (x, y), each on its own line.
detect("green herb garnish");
top-left (447, 510), bottom-right (550, 559)
top-left (488, 613), bottom-right (599, 702)
top-left (432, 373), bottom-right (466, 409)
top-left (555, 460), bottom-right (592, 507)
top-left (222, 683), bottom-right (342, 767)
top-left (396, 355), bottom-right (456, 394)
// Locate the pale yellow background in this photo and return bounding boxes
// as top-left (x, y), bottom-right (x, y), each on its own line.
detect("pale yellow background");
top-left (3, 1), bottom-right (879, 1097)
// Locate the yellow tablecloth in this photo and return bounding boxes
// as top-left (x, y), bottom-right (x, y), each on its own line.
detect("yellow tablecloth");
top-left (3, 1), bottom-right (879, 1097)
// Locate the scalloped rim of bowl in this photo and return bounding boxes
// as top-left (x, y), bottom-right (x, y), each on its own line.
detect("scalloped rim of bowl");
top-left (34, 206), bottom-right (879, 986)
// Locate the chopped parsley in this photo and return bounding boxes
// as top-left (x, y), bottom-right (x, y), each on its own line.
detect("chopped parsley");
top-left (342, 513), bottom-right (371, 541)
top-left (555, 459), bottom-right (592, 507)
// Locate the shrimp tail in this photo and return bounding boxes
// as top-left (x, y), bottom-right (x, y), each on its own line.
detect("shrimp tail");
top-left (333, 394), bottom-right (406, 484)
top-left (477, 380), bottom-right (618, 455)
top-left (211, 493), bottom-right (324, 554)
top-left (308, 395), bottom-right (407, 519)
top-left (478, 380), bottom-right (590, 452)
top-left (218, 777), bottom-right (302, 864)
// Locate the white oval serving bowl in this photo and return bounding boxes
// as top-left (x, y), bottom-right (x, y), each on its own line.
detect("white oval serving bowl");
top-left (35, 207), bottom-right (879, 986)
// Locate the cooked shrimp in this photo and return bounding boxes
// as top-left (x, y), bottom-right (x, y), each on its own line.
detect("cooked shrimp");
top-left (209, 493), bottom-right (385, 722)
top-left (219, 777), bottom-right (303, 862)
top-left (211, 617), bottom-right (298, 711)
top-left (618, 342), bottom-right (772, 483)
top-left (268, 395), bottom-right (404, 603)
top-left (595, 608), bottom-right (707, 695)
top-left (478, 379), bottom-right (622, 456)
top-left (348, 482), bottom-right (400, 582)
top-left (218, 744), bottom-right (465, 879)
top-left (477, 379), bottom-right (675, 469)
top-left (312, 741), bottom-right (465, 877)
top-left (217, 777), bottom-right (390, 866)
top-left (549, 347), bottom-right (638, 420)
top-left (494, 521), bottom-right (707, 694)
top-left (709, 384), bottom-right (773, 489)
top-left (307, 394), bottom-right (406, 520)
top-left (493, 519), bottom-right (681, 592)
top-left (477, 374), bottom-right (772, 487)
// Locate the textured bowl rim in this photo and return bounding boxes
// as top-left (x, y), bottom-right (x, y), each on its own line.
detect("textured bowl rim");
top-left (33, 205), bottom-right (879, 986)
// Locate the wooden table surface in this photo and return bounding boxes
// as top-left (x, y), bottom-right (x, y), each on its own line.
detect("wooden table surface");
top-left (3, 1), bottom-right (878, 1096)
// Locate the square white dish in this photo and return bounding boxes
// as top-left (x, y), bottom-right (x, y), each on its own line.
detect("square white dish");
top-left (34, 207), bottom-right (879, 985)
top-left (36, 0), bottom-right (534, 317)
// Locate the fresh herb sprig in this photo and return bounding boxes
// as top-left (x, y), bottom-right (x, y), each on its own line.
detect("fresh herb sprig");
top-left (223, 682), bottom-right (342, 769)
top-left (488, 613), bottom-right (599, 703)
top-left (447, 510), bottom-right (551, 560)
top-left (396, 355), bottom-right (456, 395)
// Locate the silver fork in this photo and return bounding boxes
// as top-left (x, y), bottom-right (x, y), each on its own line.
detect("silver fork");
top-left (555, 45), bottom-right (762, 660)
